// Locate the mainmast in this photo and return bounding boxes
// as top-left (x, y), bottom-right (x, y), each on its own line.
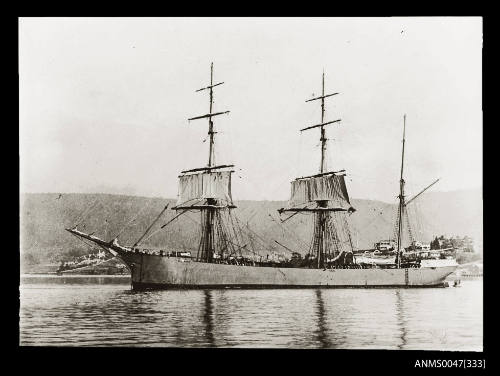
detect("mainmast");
top-left (303, 70), bottom-right (340, 174)
top-left (395, 115), bottom-right (406, 268)
top-left (306, 71), bottom-right (339, 268)
top-left (280, 72), bottom-right (353, 269)
top-left (320, 72), bottom-right (326, 173)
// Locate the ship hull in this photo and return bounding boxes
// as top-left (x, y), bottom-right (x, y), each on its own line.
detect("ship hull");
top-left (116, 252), bottom-right (456, 290)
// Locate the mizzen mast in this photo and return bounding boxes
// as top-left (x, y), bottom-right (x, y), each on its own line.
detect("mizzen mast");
top-left (395, 114), bottom-right (407, 268)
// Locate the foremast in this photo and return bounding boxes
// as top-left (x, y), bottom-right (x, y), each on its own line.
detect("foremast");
top-left (175, 63), bottom-right (235, 263)
top-left (279, 72), bottom-right (355, 269)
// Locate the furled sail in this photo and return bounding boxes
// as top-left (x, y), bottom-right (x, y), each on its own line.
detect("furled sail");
top-left (177, 171), bottom-right (233, 207)
top-left (287, 174), bottom-right (354, 211)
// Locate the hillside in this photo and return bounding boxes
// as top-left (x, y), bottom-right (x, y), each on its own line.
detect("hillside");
top-left (20, 190), bottom-right (483, 271)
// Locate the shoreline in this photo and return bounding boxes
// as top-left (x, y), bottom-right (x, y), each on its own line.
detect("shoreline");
top-left (21, 273), bottom-right (131, 278)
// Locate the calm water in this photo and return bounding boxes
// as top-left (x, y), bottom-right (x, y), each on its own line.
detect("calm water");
top-left (19, 276), bottom-right (482, 350)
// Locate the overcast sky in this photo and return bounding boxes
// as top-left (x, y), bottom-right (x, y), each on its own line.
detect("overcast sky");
top-left (19, 17), bottom-right (482, 203)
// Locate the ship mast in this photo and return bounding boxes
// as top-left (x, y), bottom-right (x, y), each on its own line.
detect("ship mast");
top-left (320, 72), bottom-right (326, 173)
top-left (302, 72), bottom-right (341, 268)
top-left (278, 72), bottom-right (355, 269)
top-left (303, 71), bottom-right (340, 174)
top-left (186, 63), bottom-right (232, 262)
top-left (189, 62), bottom-right (230, 168)
top-left (395, 115), bottom-right (406, 268)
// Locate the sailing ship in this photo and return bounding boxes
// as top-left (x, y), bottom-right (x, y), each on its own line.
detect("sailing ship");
top-left (66, 65), bottom-right (457, 289)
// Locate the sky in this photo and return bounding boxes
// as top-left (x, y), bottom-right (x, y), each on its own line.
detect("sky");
top-left (19, 17), bottom-right (482, 203)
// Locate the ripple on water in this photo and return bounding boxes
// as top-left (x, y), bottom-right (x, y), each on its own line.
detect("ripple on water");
top-left (19, 279), bottom-right (483, 350)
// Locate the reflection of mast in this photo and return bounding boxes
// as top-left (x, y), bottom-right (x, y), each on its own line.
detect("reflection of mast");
top-left (279, 72), bottom-right (354, 269)
top-left (395, 289), bottom-right (407, 349)
top-left (202, 290), bottom-right (215, 347)
top-left (315, 289), bottom-right (330, 348)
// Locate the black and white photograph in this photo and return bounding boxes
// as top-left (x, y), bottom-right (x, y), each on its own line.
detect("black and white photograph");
top-left (19, 17), bottom-right (483, 352)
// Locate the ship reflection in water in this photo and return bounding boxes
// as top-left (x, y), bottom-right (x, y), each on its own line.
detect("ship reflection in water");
top-left (314, 290), bottom-right (331, 348)
top-left (19, 277), bottom-right (482, 350)
top-left (202, 290), bottom-right (215, 347)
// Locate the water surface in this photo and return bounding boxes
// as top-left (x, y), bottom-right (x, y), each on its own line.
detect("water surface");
top-left (19, 276), bottom-right (482, 350)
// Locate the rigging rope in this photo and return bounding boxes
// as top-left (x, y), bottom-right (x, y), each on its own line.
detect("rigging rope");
top-left (404, 208), bottom-right (414, 244)
top-left (233, 210), bottom-right (259, 256)
top-left (138, 199), bottom-right (204, 245)
top-left (140, 209), bottom-right (188, 245)
top-left (269, 212), bottom-right (309, 251)
top-left (132, 203), bottom-right (170, 247)
top-left (226, 210), bottom-right (244, 255)
top-left (73, 195), bottom-right (124, 241)
top-left (234, 216), bottom-right (275, 254)
top-left (69, 232), bottom-right (111, 257)
top-left (73, 198), bottom-right (100, 227)
top-left (114, 199), bottom-right (154, 241)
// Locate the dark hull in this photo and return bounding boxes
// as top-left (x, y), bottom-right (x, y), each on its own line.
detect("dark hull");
top-left (116, 251), bottom-right (456, 290)
top-left (131, 281), bottom-right (450, 290)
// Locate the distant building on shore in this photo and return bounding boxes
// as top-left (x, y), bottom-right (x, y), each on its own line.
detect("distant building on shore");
top-left (431, 235), bottom-right (475, 253)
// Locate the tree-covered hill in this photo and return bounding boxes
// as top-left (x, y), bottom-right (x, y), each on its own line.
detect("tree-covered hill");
top-left (20, 190), bottom-right (482, 271)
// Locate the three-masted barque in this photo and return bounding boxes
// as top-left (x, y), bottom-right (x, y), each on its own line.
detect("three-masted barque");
top-left (66, 65), bottom-right (457, 289)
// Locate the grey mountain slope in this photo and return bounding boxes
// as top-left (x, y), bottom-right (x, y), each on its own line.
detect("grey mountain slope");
top-left (20, 190), bottom-right (482, 267)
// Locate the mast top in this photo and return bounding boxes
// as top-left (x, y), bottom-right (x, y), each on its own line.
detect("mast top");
top-left (302, 71), bottom-right (341, 174)
top-left (400, 114), bottom-right (406, 185)
top-left (188, 63), bottom-right (230, 168)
